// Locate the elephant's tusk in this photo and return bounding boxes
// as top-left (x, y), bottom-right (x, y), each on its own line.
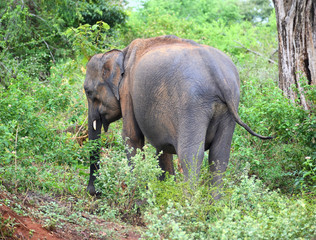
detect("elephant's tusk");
top-left (93, 120), bottom-right (97, 131)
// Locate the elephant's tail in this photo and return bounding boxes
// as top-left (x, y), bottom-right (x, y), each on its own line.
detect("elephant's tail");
top-left (227, 101), bottom-right (273, 140)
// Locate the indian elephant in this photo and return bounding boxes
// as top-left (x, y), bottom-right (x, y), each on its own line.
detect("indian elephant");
top-left (84, 35), bottom-right (272, 197)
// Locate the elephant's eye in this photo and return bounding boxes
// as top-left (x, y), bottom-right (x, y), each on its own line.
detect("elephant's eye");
top-left (85, 88), bottom-right (93, 98)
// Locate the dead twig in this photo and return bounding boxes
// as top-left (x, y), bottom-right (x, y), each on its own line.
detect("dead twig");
top-left (234, 41), bottom-right (277, 64)
top-left (74, 116), bottom-right (88, 140)
top-left (270, 48), bottom-right (278, 58)
top-left (15, 125), bottom-right (19, 191)
top-left (70, 134), bottom-right (88, 140)
top-left (42, 39), bottom-right (56, 63)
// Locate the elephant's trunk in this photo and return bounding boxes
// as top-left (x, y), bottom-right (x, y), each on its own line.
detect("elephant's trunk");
top-left (87, 105), bottom-right (109, 196)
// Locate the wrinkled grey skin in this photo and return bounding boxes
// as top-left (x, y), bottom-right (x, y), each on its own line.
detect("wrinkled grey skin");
top-left (84, 35), bottom-right (272, 198)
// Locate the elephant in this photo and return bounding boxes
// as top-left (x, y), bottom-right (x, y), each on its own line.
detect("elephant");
top-left (84, 35), bottom-right (272, 198)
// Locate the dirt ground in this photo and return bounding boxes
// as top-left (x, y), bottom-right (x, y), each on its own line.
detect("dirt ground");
top-left (0, 190), bottom-right (141, 240)
top-left (0, 203), bottom-right (62, 240)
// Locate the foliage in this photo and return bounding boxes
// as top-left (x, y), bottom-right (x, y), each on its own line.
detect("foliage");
top-left (0, 214), bottom-right (16, 239)
top-left (63, 21), bottom-right (111, 61)
top-left (238, 0), bottom-right (274, 23)
top-left (0, 0), bottom-right (126, 85)
top-left (80, 0), bottom-right (127, 27)
top-left (0, 59), bottom-right (93, 196)
top-left (124, 0), bottom-right (277, 62)
top-left (230, 55), bottom-right (316, 192)
top-left (143, 173), bottom-right (316, 239)
top-left (53, 0), bottom-right (127, 29)
top-left (142, 0), bottom-right (243, 24)
top-left (0, 0), bottom-right (69, 82)
top-left (0, 0), bottom-right (315, 238)
top-left (95, 143), bottom-right (162, 222)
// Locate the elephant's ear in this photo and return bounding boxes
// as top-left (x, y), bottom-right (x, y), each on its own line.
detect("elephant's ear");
top-left (102, 50), bottom-right (125, 100)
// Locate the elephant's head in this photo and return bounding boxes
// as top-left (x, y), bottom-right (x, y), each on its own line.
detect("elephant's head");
top-left (84, 50), bottom-right (124, 195)
top-left (84, 50), bottom-right (124, 140)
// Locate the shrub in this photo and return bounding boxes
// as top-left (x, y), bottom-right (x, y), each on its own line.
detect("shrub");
top-left (63, 21), bottom-right (111, 61)
top-left (231, 56), bottom-right (316, 192)
top-left (95, 142), bottom-right (162, 221)
top-left (0, 59), bottom-right (92, 192)
top-left (142, 174), bottom-right (316, 239)
top-left (0, 1), bottom-right (71, 81)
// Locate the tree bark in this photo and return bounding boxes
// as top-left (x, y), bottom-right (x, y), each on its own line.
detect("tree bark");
top-left (273, 0), bottom-right (316, 110)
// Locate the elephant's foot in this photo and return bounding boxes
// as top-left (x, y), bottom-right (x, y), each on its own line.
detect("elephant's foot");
top-left (87, 182), bottom-right (100, 197)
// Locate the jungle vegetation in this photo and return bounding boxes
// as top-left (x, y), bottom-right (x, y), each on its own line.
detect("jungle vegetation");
top-left (0, 0), bottom-right (315, 239)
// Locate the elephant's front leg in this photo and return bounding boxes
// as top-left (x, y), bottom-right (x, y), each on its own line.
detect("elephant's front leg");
top-left (158, 151), bottom-right (174, 180)
top-left (87, 112), bottom-right (103, 196)
top-left (122, 125), bottom-right (144, 162)
top-left (121, 95), bottom-right (145, 161)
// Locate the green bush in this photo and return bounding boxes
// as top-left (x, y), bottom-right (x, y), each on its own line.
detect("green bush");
top-left (95, 143), bottom-right (162, 221)
top-left (54, 0), bottom-right (127, 28)
top-left (0, 0), bottom-right (126, 84)
top-left (63, 21), bottom-right (111, 62)
top-left (229, 56), bottom-right (316, 192)
top-left (0, 1), bottom-right (71, 81)
top-left (81, 1), bottom-right (126, 27)
top-left (143, 174), bottom-right (316, 239)
top-left (0, 213), bottom-right (16, 239)
top-left (142, 0), bottom-right (243, 24)
top-left (0, 59), bottom-right (92, 193)
top-left (125, 2), bottom-right (277, 62)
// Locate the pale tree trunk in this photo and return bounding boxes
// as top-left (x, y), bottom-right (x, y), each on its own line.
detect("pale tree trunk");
top-left (272, 0), bottom-right (316, 110)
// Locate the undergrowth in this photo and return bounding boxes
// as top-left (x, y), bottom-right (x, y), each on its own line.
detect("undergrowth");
top-left (0, 0), bottom-right (315, 239)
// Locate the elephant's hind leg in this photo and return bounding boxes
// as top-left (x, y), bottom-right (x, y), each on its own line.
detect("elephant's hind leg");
top-left (176, 117), bottom-right (209, 187)
top-left (177, 143), bottom-right (205, 190)
top-left (208, 115), bottom-right (236, 200)
top-left (157, 151), bottom-right (174, 180)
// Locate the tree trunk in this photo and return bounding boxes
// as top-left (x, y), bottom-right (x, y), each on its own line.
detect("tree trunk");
top-left (273, 0), bottom-right (316, 110)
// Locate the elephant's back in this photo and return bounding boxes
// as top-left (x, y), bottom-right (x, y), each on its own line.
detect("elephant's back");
top-left (131, 44), bottom-right (235, 110)
top-left (130, 45), bottom-right (222, 150)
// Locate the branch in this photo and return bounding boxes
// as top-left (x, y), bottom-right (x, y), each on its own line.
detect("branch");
top-left (29, 13), bottom-right (72, 47)
top-left (0, 61), bottom-right (10, 89)
top-left (234, 41), bottom-right (277, 64)
top-left (42, 39), bottom-right (56, 63)
top-left (14, 125), bottom-right (19, 190)
top-left (0, 61), bottom-right (9, 72)
top-left (29, 13), bottom-right (47, 23)
top-left (74, 116), bottom-right (88, 140)
top-left (270, 48), bottom-right (278, 59)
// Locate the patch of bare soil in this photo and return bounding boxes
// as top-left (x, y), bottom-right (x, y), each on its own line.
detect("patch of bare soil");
top-left (0, 203), bottom-right (62, 239)
top-left (0, 189), bottom-right (141, 239)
